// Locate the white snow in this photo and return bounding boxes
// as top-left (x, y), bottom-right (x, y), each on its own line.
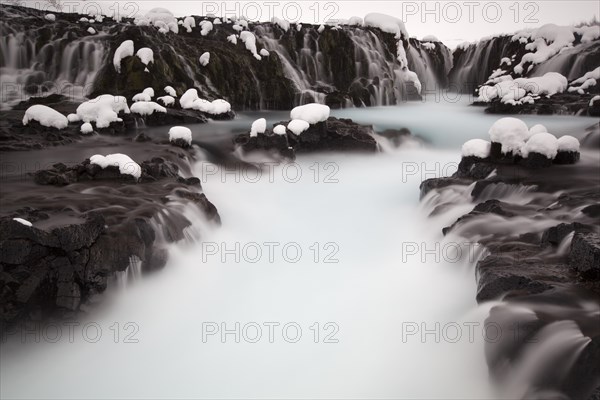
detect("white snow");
top-left (209, 99), bottom-right (231, 115)
top-left (113, 40), bottom-right (134, 73)
top-left (67, 113), bottom-right (80, 123)
top-left (132, 93), bottom-right (151, 102)
top-left (179, 89), bottom-right (230, 114)
top-left (422, 42), bottom-right (436, 51)
top-left (164, 86), bottom-right (177, 97)
top-left (500, 57), bottom-right (512, 66)
top-left (76, 95), bottom-right (130, 129)
top-left (404, 70), bottom-right (422, 94)
top-left (259, 49), bottom-right (270, 57)
top-left (180, 89), bottom-right (200, 109)
top-left (569, 67), bottom-right (600, 93)
top-left (45, 14), bottom-right (56, 22)
top-left (227, 34), bottom-right (237, 44)
top-left (90, 153), bottom-right (141, 179)
top-left (157, 95), bottom-right (175, 106)
top-left (239, 31), bottom-right (261, 60)
top-left (168, 126), bottom-right (192, 145)
top-left (422, 35), bottom-right (439, 42)
top-left (199, 52), bottom-right (210, 66)
top-left (557, 135), bottom-right (580, 152)
top-left (348, 16), bottom-right (363, 26)
top-left (80, 122), bottom-right (93, 134)
top-left (183, 16), bottom-right (195, 33)
top-left (488, 117), bottom-right (530, 154)
top-left (273, 124), bottom-right (287, 135)
top-left (318, 25), bottom-right (325, 33)
top-left (79, 17), bottom-right (89, 22)
top-left (590, 95), bottom-right (600, 107)
top-left (272, 17), bottom-right (290, 32)
top-left (233, 24), bottom-right (243, 32)
top-left (287, 119), bottom-right (310, 135)
top-left (135, 8), bottom-right (178, 34)
top-left (576, 25), bottom-right (600, 43)
top-left (87, 27), bottom-right (96, 35)
top-left (136, 48), bottom-right (154, 65)
top-left (130, 101), bottom-right (167, 116)
top-left (455, 41), bottom-right (472, 51)
top-left (13, 218), bottom-right (32, 227)
top-left (461, 139), bottom-right (491, 158)
top-left (143, 88), bottom-right (155, 98)
top-left (296, 24), bottom-right (302, 32)
top-left (478, 72), bottom-right (568, 104)
top-left (22, 105), bottom-right (68, 129)
top-left (250, 118), bottom-right (267, 137)
top-left (364, 13), bottom-right (408, 39)
top-left (290, 103), bottom-right (330, 124)
top-left (529, 124), bottom-right (547, 136)
top-left (199, 20), bottom-right (213, 36)
top-left (521, 132), bottom-right (558, 158)
top-left (213, 18), bottom-right (222, 25)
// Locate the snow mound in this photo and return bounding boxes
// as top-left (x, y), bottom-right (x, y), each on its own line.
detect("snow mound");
top-left (199, 52), bottom-right (210, 66)
top-left (488, 117), bottom-right (530, 154)
top-left (76, 95), bottom-right (130, 129)
top-left (591, 95), bottom-right (600, 107)
top-left (67, 113), bottom-right (80, 123)
top-left (157, 95), bottom-right (175, 106)
top-left (576, 25), bottom-right (600, 43)
top-left (136, 48), bottom-right (154, 65)
top-left (213, 18), bottom-right (222, 25)
top-left (132, 92), bottom-right (151, 102)
top-left (287, 119), bottom-right (310, 135)
top-left (227, 34), bottom-right (237, 44)
top-left (422, 35), bottom-right (439, 42)
top-left (199, 20), bottom-right (213, 36)
top-left (164, 86), bottom-right (177, 97)
top-left (348, 17), bottom-right (363, 26)
top-left (272, 17), bottom-right (290, 31)
top-left (290, 103), bottom-right (330, 124)
top-left (239, 31), bottom-right (261, 60)
top-left (143, 88), bottom-right (154, 98)
top-left (113, 40), bottom-right (134, 73)
top-left (90, 153), bottom-right (141, 179)
top-left (529, 124), bottom-right (547, 136)
top-left (183, 16), bottom-right (195, 32)
top-left (260, 48), bottom-right (270, 57)
top-left (135, 8), bottom-right (178, 34)
top-left (45, 14), bottom-right (56, 22)
top-left (87, 27), bottom-right (96, 35)
top-left (422, 42), bottom-right (436, 51)
top-left (250, 118), bottom-right (266, 137)
top-left (180, 89), bottom-right (199, 109)
top-left (13, 218), bottom-right (32, 227)
top-left (569, 67), bottom-right (600, 93)
top-left (130, 101), bottom-right (167, 116)
top-left (80, 122), bottom-right (93, 134)
top-left (169, 126), bottom-right (192, 145)
top-left (521, 132), bottom-right (558, 158)
top-left (557, 135), bottom-right (580, 152)
top-left (462, 139), bottom-right (491, 158)
top-left (364, 13), bottom-right (407, 39)
top-left (318, 25), bottom-right (325, 33)
top-left (23, 105), bottom-right (68, 129)
top-left (209, 99), bottom-right (231, 115)
top-left (478, 72), bottom-right (568, 104)
top-left (273, 124), bottom-right (287, 135)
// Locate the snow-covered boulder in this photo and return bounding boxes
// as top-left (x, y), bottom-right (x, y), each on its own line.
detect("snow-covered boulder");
top-left (227, 34), bottom-right (237, 44)
top-left (529, 124), bottom-right (547, 136)
top-left (90, 153), bottom-right (141, 179)
top-left (136, 48), bottom-right (154, 66)
top-left (130, 101), bottom-right (167, 116)
top-left (45, 14), bottom-right (56, 22)
top-left (87, 27), bottom-right (96, 35)
top-left (67, 113), bottom-right (80, 123)
top-left (290, 104), bottom-right (330, 124)
top-left (259, 49), bottom-right (270, 57)
top-left (364, 13), bottom-right (407, 39)
top-left (273, 124), bottom-right (287, 135)
top-left (182, 16), bottom-right (195, 32)
top-left (113, 40), bottom-right (134, 73)
top-left (22, 105), bottom-right (68, 129)
top-left (199, 20), bottom-right (213, 36)
top-left (239, 31), bottom-right (261, 60)
top-left (168, 126), bottom-right (192, 147)
top-left (180, 89), bottom-right (199, 109)
top-left (80, 122), bottom-right (94, 134)
top-left (287, 119), bottom-right (310, 135)
top-left (157, 95), bottom-right (175, 106)
top-left (76, 95), bottom-right (130, 129)
top-left (462, 139), bottom-right (491, 159)
top-left (209, 100), bottom-right (231, 115)
top-left (164, 86), bottom-right (177, 97)
top-left (488, 117), bottom-right (530, 156)
top-left (554, 135), bottom-right (581, 164)
top-left (272, 17), bottom-right (290, 32)
top-left (521, 132), bottom-right (558, 158)
top-left (199, 52), bottom-right (210, 66)
top-left (135, 8), bottom-right (178, 34)
top-left (250, 118), bottom-right (266, 137)
top-left (132, 92), bottom-right (152, 102)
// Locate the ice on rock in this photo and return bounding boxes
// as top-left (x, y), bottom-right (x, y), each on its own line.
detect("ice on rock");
top-left (290, 103), bottom-right (330, 124)
top-left (273, 125), bottom-right (287, 135)
top-left (76, 95), bottom-right (130, 129)
top-left (250, 118), bottom-right (267, 137)
top-left (80, 122), bottom-right (93, 134)
top-left (199, 52), bottom-right (210, 66)
top-left (521, 132), bottom-right (559, 159)
top-left (287, 119), bottom-right (310, 135)
top-left (130, 102), bottom-right (167, 116)
top-left (557, 135), bottom-right (580, 152)
top-left (90, 154), bottom-right (141, 179)
top-left (462, 139), bottom-right (491, 158)
top-left (113, 40), bottom-right (134, 73)
top-left (169, 126), bottom-right (192, 145)
top-left (488, 117), bottom-right (530, 154)
top-left (22, 105), bottom-right (68, 129)
top-left (136, 48), bottom-right (154, 65)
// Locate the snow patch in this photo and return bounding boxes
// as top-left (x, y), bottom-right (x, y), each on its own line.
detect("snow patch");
top-left (80, 122), bottom-right (93, 134)
top-left (488, 117), bottom-right (530, 154)
top-left (199, 52), bottom-right (210, 66)
top-left (13, 218), bottom-right (32, 227)
top-left (130, 101), bottom-right (167, 116)
top-left (157, 95), bottom-right (175, 106)
top-left (45, 14), bottom-right (56, 22)
top-left (557, 135), bottom-right (580, 152)
top-left (23, 105), bottom-right (68, 129)
top-left (76, 95), bottom-right (130, 129)
top-left (90, 154), bottom-right (141, 179)
top-left (290, 103), bottom-right (330, 124)
top-left (287, 119), bottom-right (310, 135)
top-left (239, 31), bottom-right (261, 60)
top-left (260, 48), bottom-right (270, 57)
top-left (250, 118), bottom-right (267, 137)
top-left (273, 124), bottom-right (287, 135)
top-left (136, 48), bottom-right (154, 65)
top-left (113, 40), bottom-right (134, 73)
top-left (462, 139), bottom-right (491, 158)
top-left (169, 126), bottom-right (192, 145)
top-left (164, 86), bottom-right (177, 97)
top-left (521, 132), bottom-right (558, 158)
top-left (364, 13), bottom-right (408, 39)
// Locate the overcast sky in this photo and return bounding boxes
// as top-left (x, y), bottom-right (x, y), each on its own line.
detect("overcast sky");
top-left (20, 0), bottom-right (600, 48)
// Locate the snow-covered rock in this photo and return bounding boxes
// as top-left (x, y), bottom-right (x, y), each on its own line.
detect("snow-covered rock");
top-left (239, 31), bottom-right (261, 60)
top-left (67, 113), bottom-right (80, 123)
top-left (209, 99), bottom-right (231, 115)
top-left (182, 16), bottom-right (195, 32)
top-left (13, 218), bottom-right (32, 227)
top-left (590, 95), bottom-right (600, 107)
top-left (568, 67), bottom-right (600, 93)
top-left (557, 135), bottom-right (580, 152)
top-left (130, 101), bottom-right (167, 116)
top-left (521, 132), bottom-right (558, 159)
top-left (478, 72), bottom-right (568, 104)
top-left (136, 48), bottom-right (154, 65)
top-left (76, 95), bottom-right (130, 129)
top-left (213, 18), bottom-right (222, 25)
top-left (227, 34), bottom-right (237, 44)
top-left (422, 42), bottom-right (436, 51)
top-left (199, 20), bottom-right (213, 36)
top-left (90, 153), bottom-right (141, 179)
top-left (259, 49), bottom-right (270, 57)
top-left (164, 86), bottom-right (177, 97)
top-left (113, 40), bottom-right (134, 73)
top-left (364, 13), bottom-right (407, 39)
top-left (135, 8), bottom-right (178, 34)
top-left (529, 124), bottom-right (547, 136)
top-left (132, 92), bottom-right (152, 102)
top-left (287, 119), bottom-right (310, 135)
top-left (272, 17), bottom-right (290, 32)
top-left (273, 124), bottom-right (287, 135)
top-left (422, 35), bottom-right (439, 42)
top-left (45, 14), bottom-right (56, 22)
top-left (488, 117), bottom-right (530, 154)
top-left (157, 95), bottom-right (175, 106)
top-left (168, 126), bottom-right (192, 145)
top-left (318, 25), bottom-right (325, 33)
top-left (290, 103), bottom-right (330, 124)
top-left (22, 105), bottom-right (68, 129)
top-left (462, 139), bottom-right (491, 158)
top-left (199, 52), bottom-right (210, 66)
top-left (87, 27), bottom-right (96, 35)
top-left (180, 89), bottom-right (199, 109)
top-left (80, 122), bottom-right (93, 134)
top-left (250, 118), bottom-right (266, 137)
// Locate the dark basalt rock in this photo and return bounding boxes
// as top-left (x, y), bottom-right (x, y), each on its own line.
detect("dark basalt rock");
top-left (582, 204), bottom-right (600, 218)
top-left (519, 152), bottom-right (554, 169)
top-left (138, 108), bottom-right (209, 126)
top-left (570, 232), bottom-right (600, 279)
top-left (541, 222), bottom-right (592, 247)
top-left (234, 130), bottom-right (294, 160)
top-left (554, 150), bottom-right (581, 165)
